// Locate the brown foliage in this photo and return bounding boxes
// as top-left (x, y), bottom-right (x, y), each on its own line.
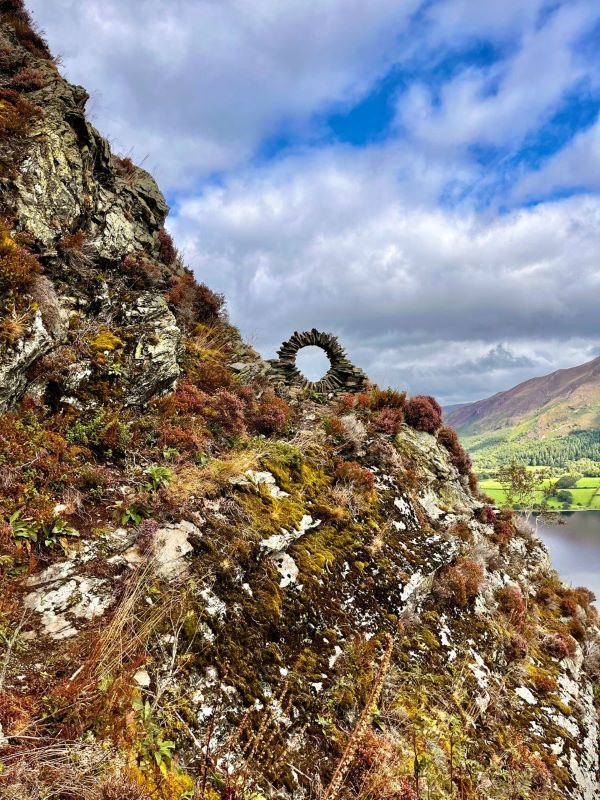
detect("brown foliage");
top-left (542, 633), bottom-right (577, 660)
top-left (492, 518), bottom-right (514, 543)
top-left (0, 89), bottom-right (40, 179)
top-left (497, 584), bottom-right (526, 628)
top-left (190, 359), bottom-right (233, 392)
top-left (122, 253), bottom-right (164, 288)
top-left (157, 227), bottom-right (177, 266)
top-left (367, 387), bottom-right (406, 411)
top-left (0, 1), bottom-right (52, 59)
top-left (404, 395), bottom-right (442, 433)
top-left (166, 272), bottom-right (224, 326)
top-left (334, 460), bottom-right (375, 492)
top-left (435, 558), bottom-right (485, 608)
top-left (113, 155), bottom-right (137, 179)
top-left (371, 407), bottom-right (404, 435)
top-left (476, 504), bottom-right (496, 524)
top-left (101, 776), bottom-right (151, 800)
top-left (0, 220), bottom-right (42, 297)
top-left (437, 425), bottom-right (471, 475)
top-left (8, 65), bottom-right (45, 90)
top-left (250, 390), bottom-right (291, 435)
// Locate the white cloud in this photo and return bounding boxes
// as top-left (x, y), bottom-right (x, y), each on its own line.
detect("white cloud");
top-left (25, 0), bottom-right (600, 402)
top-left (27, 0), bottom-right (420, 187)
top-left (171, 146), bottom-right (600, 401)
top-left (397, 1), bottom-right (596, 152)
top-left (515, 115), bottom-right (600, 200)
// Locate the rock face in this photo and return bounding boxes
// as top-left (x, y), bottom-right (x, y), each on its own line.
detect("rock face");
top-left (1, 6), bottom-right (599, 800)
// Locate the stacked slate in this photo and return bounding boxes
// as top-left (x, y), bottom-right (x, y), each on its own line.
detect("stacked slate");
top-left (268, 329), bottom-right (368, 394)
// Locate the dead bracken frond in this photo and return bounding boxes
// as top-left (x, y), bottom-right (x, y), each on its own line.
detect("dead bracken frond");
top-left (322, 632), bottom-right (394, 800)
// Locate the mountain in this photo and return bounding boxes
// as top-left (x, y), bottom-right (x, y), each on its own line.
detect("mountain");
top-left (1, 4), bottom-right (600, 799)
top-left (446, 357), bottom-right (600, 472)
top-left (446, 356), bottom-right (600, 436)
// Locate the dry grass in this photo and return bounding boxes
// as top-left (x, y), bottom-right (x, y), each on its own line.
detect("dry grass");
top-left (0, 741), bottom-right (111, 800)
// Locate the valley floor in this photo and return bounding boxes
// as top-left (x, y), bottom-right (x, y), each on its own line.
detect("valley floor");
top-left (479, 476), bottom-right (600, 511)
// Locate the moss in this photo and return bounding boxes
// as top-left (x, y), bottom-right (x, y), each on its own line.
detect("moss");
top-left (90, 327), bottom-right (123, 352)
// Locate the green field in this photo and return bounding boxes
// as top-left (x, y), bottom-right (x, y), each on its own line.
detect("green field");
top-left (479, 475), bottom-right (600, 511)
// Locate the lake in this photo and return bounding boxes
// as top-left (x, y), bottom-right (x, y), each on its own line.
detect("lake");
top-left (531, 511), bottom-right (600, 599)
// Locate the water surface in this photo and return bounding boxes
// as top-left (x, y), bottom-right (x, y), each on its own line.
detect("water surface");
top-left (532, 511), bottom-right (600, 599)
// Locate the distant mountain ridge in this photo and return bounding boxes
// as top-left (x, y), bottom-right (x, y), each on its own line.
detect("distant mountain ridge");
top-left (446, 355), bottom-right (600, 435)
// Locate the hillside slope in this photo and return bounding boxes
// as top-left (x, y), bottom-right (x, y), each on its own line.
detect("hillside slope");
top-left (446, 358), bottom-right (600, 472)
top-left (1, 4), bottom-right (600, 800)
top-left (446, 357), bottom-right (600, 437)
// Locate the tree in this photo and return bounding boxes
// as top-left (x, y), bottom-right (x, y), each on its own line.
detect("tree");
top-left (555, 474), bottom-right (580, 489)
top-left (556, 489), bottom-right (573, 506)
top-left (496, 462), bottom-right (556, 524)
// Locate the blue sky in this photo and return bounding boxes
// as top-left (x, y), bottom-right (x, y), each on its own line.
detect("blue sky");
top-left (29, 0), bottom-right (600, 402)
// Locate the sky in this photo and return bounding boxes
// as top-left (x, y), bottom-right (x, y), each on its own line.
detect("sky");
top-left (28, 0), bottom-right (600, 404)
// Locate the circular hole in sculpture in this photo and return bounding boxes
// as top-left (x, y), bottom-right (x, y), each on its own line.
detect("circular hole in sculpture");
top-left (294, 346), bottom-right (331, 382)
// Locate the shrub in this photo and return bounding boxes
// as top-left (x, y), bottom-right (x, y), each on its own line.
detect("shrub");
top-left (437, 426), bottom-right (471, 475)
top-left (404, 395), bottom-right (442, 433)
top-left (208, 389), bottom-right (246, 438)
top-left (157, 227), bottom-right (177, 266)
top-left (101, 775), bottom-right (152, 800)
top-left (0, 221), bottom-right (42, 296)
top-left (113, 155), bottom-right (137, 179)
top-left (189, 359), bottom-right (232, 392)
top-left (122, 253), bottom-right (164, 288)
top-left (251, 390), bottom-right (291, 435)
top-left (530, 667), bottom-right (557, 694)
top-left (0, 88), bottom-right (41, 178)
top-left (158, 380), bottom-right (209, 417)
top-left (476, 504), bottom-right (496, 524)
top-left (9, 65), bottom-right (45, 90)
top-left (497, 584), bottom-right (526, 628)
top-left (569, 618), bottom-right (586, 642)
top-left (0, 1), bottom-right (52, 59)
top-left (0, 690), bottom-right (34, 735)
top-left (371, 407), bottom-right (404, 435)
top-left (492, 518), bottom-right (513, 543)
top-left (542, 633), bottom-right (577, 660)
top-left (560, 594), bottom-right (578, 617)
top-left (435, 558), bottom-right (484, 608)
top-left (57, 230), bottom-right (95, 271)
top-left (555, 474), bottom-right (580, 489)
top-left (334, 460), bottom-right (374, 492)
top-left (367, 387), bottom-right (406, 411)
top-left (166, 273), bottom-right (224, 326)
top-left (323, 414), bottom-right (367, 454)
top-left (506, 633), bottom-right (528, 662)
top-left (0, 305), bottom-right (28, 344)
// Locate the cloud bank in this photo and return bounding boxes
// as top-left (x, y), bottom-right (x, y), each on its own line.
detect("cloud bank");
top-left (28, 0), bottom-right (600, 402)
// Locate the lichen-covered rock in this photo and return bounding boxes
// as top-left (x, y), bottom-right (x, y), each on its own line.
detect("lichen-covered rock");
top-left (122, 293), bottom-right (181, 405)
top-left (0, 309), bottom-right (55, 410)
